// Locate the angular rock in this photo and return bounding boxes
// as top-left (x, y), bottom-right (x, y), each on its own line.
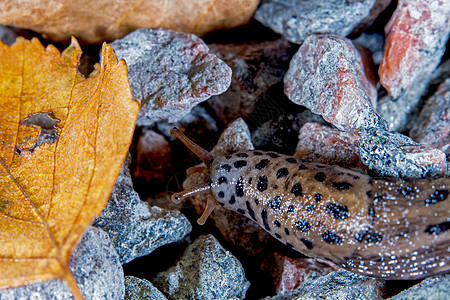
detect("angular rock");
top-left (410, 78), bottom-right (450, 156)
top-left (252, 110), bottom-right (327, 155)
top-left (379, 0), bottom-right (450, 98)
top-left (153, 234), bottom-right (250, 300)
top-left (255, 0), bottom-right (383, 44)
top-left (210, 118), bottom-right (254, 155)
top-left (133, 129), bottom-right (171, 182)
top-left (0, 26), bottom-right (16, 45)
top-left (264, 269), bottom-right (386, 300)
top-left (295, 122), bottom-right (366, 169)
top-left (94, 154), bottom-right (192, 264)
top-left (111, 28), bottom-right (232, 126)
top-left (390, 273), bottom-right (450, 300)
top-left (359, 128), bottom-right (447, 177)
top-left (207, 38), bottom-right (295, 123)
top-left (262, 253), bottom-right (334, 295)
top-left (284, 34), bottom-right (382, 132)
top-left (0, 227), bottom-right (124, 300)
top-left (125, 276), bottom-right (167, 300)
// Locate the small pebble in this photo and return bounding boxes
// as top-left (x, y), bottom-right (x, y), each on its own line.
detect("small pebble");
top-left (124, 276), bottom-right (167, 300)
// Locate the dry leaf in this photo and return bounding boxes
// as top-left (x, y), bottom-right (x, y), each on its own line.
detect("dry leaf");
top-left (0, 37), bottom-right (139, 298)
top-left (0, 0), bottom-right (259, 43)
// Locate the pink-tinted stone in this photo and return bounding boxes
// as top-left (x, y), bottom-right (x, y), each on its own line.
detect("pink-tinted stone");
top-left (133, 129), bottom-right (171, 182)
top-left (284, 34), bottom-right (383, 132)
top-left (379, 0), bottom-right (450, 98)
top-left (295, 122), bottom-right (366, 169)
top-left (262, 253), bottom-right (334, 295)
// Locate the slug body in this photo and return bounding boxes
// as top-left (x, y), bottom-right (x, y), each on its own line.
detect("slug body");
top-left (171, 128), bottom-right (449, 280)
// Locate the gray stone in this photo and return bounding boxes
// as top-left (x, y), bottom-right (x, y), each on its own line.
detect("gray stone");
top-left (255, 0), bottom-right (377, 44)
top-left (389, 273), bottom-right (450, 300)
top-left (352, 32), bottom-right (385, 66)
top-left (94, 154), bottom-right (192, 264)
top-left (153, 234), bottom-right (250, 300)
top-left (0, 227), bottom-right (124, 300)
top-left (264, 269), bottom-right (386, 300)
top-left (124, 276), bottom-right (167, 300)
top-left (111, 28), bottom-right (231, 126)
top-left (207, 38), bottom-right (295, 124)
top-left (0, 26), bottom-right (16, 45)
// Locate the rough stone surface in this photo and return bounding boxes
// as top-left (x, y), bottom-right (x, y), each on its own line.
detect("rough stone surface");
top-left (133, 129), bottom-right (171, 182)
top-left (207, 38), bottom-right (295, 123)
top-left (264, 269), bottom-right (386, 300)
top-left (378, 57), bottom-right (450, 131)
top-left (390, 273), bottom-right (450, 300)
top-left (0, 227), bottom-right (124, 300)
top-left (111, 28), bottom-right (231, 126)
top-left (255, 0), bottom-right (380, 44)
top-left (252, 110), bottom-right (327, 155)
top-left (153, 234), bottom-right (250, 300)
top-left (94, 154), bottom-right (192, 264)
top-left (410, 78), bottom-right (450, 156)
top-left (295, 122), bottom-right (366, 170)
top-left (379, 0), bottom-right (450, 98)
top-left (124, 276), bottom-right (167, 300)
top-left (284, 34), bottom-right (382, 132)
top-left (359, 128), bottom-right (448, 177)
top-left (353, 32), bottom-right (385, 66)
top-left (0, 26), bottom-right (16, 45)
top-left (262, 253), bottom-right (334, 295)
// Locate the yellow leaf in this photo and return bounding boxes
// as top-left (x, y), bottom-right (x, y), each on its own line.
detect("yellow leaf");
top-left (0, 0), bottom-right (260, 43)
top-left (0, 37), bottom-right (139, 299)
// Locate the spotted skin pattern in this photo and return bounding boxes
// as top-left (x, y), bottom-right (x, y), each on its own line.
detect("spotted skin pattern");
top-left (208, 150), bottom-right (449, 280)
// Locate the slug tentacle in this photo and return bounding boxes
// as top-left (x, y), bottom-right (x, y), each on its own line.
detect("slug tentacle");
top-left (171, 182), bottom-right (211, 204)
top-left (170, 127), bottom-right (214, 168)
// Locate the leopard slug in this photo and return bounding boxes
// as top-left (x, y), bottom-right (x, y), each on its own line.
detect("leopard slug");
top-left (170, 127), bottom-right (449, 280)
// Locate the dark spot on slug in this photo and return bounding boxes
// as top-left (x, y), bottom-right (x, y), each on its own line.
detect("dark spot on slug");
top-left (274, 220), bottom-right (281, 227)
top-left (355, 229), bottom-right (368, 242)
top-left (326, 203), bottom-right (349, 219)
top-left (316, 165), bottom-right (326, 168)
top-left (236, 152), bottom-right (248, 158)
top-left (284, 228), bottom-right (290, 235)
top-left (306, 204), bottom-right (315, 212)
top-left (365, 232), bottom-right (383, 243)
top-left (267, 153), bottom-right (280, 158)
top-left (314, 172), bottom-right (326, 182)
top-left (261, 209), bottom-right (270, 231)
top-left (237, 209), bottom-right (245, 215)
top-left (368, 204), bottom-right (376, 217)
top-left (248, 177), bottom-right (253, 184)
top-left (400, 186), bottom-right (415, 196)
top-left (287, 205), bottom-right (294, 212)
top-left (366, 191), bottom-right (372, 198)
top-left (236, 177), bottom-right (244, 197)
top-left (425, 190), bottom-right (449, 206)
top-left (229, 195), bottom-right (236, 204)
top-left (269, 196), bottom-right (282, 210)
top-left (218, 191), bottom-right (224, 198)
top-left (221, 164), bottom-right (231, 172)
top-left (298, 165), bottom-right (308, 170)
top-left (295, 219), bottom-right (311, 232)
top-left (425, 221), bottom-right (449, 235)
top-left (253, 151), bottom-right (263, 155)
top-left (255, 159), bottom-right (270, 170)
top-left (257, 176), bottom-right (268, 192)
top-left (322, 231), bottom-right (342, 244)
top-left (275, 233), bottom-right (281, 239)
top-left (273, 184), bottom-right (278, 189)
top-left (291, 183), bottom-right (302, 196)
top-left (218, 176), bottom-right (227, 184)
top-left (333, 182), bottom-right (353, 191)
top-left (300, 238), bottom-right (314, 250)
top-left (254, 198), bottom-right (259, 205)
top-left (245, 201), bottom-right (256, 221)
top-left (314, 193), bottom-right (323, 202)
top-left (285, 157), bottom-right (297, 163)
top-left (276, 168), bottom-right (289, 178)
top-left (234, 160), bottom-right (247, 168)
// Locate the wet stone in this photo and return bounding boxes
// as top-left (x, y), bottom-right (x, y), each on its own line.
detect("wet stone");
top-left (208, 38), bottom-right (295, 124)
top-left (390, 273), bottom-right (449, 300)
top-left (153, 234), bottom-right (250, 300)
top-left (0, 227), bottom-right (124, 300)
top-left (284, 34), bottom-right (384, 132)
top-left (111, 28), bottom-right (231, 126)
top-left (210, 118), bottom-right (255, 155)
top-left (94, 154), bottom-right (192, 264)
top-left (0, 26), bottom-right (17, 45)
top-left (264, 269), bottom-right (386, 300)
top-left (255, 0), bottom-right (380, 44)
top-left (124, 276), bottom-right (167, 300)
top-left (295, 122), bottom-right (366, 169)
top-left (379, 0), bottom-right (450, 98)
